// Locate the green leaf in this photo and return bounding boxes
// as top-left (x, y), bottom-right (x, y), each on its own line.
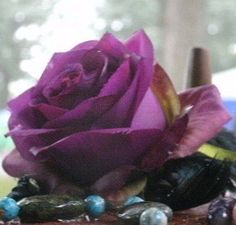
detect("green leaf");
top-left (198, 143), bottom-right (236, 161)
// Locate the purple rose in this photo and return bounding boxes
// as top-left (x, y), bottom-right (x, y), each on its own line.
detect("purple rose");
top-left (3, 31), bottom-right (231, 196)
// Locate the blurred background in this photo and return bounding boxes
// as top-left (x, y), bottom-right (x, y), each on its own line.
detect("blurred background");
top-left (0, 0), bottom-right (236, 196)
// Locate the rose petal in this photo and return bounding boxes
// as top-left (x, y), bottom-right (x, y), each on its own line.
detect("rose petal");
top-left (71, 40), bottom-right (98, 51)
top-left (2, 150), bottom-right (84, 195)
top-left (9, 128), bottom-right (67, 161)
top-left (32, 103), bottom-right (68, 120)
top-left (140, 114), bottom-right (189, 170)
top-left (105, 173), bottom-right (147, 203)
top-left (125, 30), bottom-right (154, 60)
top-left (90, 165), bottom-right (137, 195)
top-left (92, 57), bottom-right (154, 128)
top-left (43, 95), bottom-right (117, 129)
top-left (151, 64), bottom-right (181, 125)
top-left (173, 85), bottom-right (232, 158)
top-left (95, 33), bottom-right (128, 59)
top-left (38, 50), bottom-right (87, 89)
top-left (2, 149), bottom-right (45, 178)
top-left (131, 88), bottom-right (166, 130)
top-left (98, 59), bottom-right (132, 97)
top-left (8, 88), bottom-right (47, 129)
top-left (30, 128), bottom-right (160, 185)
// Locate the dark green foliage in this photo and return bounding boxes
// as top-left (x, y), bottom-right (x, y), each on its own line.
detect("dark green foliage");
top-left (7, 176), bottom-right (41, 201)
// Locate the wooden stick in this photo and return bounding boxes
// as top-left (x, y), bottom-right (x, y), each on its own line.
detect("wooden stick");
top-left (185, 47), bottom-right (212, 88)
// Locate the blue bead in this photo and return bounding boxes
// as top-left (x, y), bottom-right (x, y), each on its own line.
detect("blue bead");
top-left (85, 195), bottom-right (105, 217)
top-left (124, 196), bottom-right (144, 206)
top-left (140, 207), bottom-right (168, 225)
top-left (0, 197), bottom-right (20, 221)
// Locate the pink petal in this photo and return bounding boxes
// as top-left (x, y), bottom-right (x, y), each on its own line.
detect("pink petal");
top-left (173, 85), bottom-right (232, 158)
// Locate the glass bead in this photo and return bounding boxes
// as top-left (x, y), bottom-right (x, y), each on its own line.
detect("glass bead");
top-left (124, 196), bottom-right (144, 206)
top-left (140, 207), bottom-right (168, 225)
top-left (0, 197), bottom-right (20, 221)
top-left (85, 195), bottom-right (105, 217)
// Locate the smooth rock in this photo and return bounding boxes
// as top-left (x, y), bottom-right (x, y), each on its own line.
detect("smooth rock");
top-left (140, 207), bottom-right (168, 225)
top-left (118, 201), bottom-right (172, 224)
top-left (18, 194), bottom-right (85, 222)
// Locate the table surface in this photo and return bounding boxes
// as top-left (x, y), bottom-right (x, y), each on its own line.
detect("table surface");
top-left (11, 213), bottom-right (206, 225)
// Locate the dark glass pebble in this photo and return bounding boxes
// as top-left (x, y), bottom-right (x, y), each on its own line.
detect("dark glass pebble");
top-left (118, 201), bottom-right (172, 225)
top-left (145, 153), bottom-right (231, 210)
top-left (18, 194), bottom-right (85, 222)
top-left (7, 176), bottom-right (41, 201)
top-left (208, 196), bottom-right (236, 225)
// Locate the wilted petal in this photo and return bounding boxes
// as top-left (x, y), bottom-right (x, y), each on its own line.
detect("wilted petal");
top-left (151, 64), bottom-right (181, 125)
top-left (105, 173), bottom-right (147, 203)
top-left (90, 165), bottom-right (137, 195)
top-left (125, 30), bottom-right (154, 60)
top-left (32, 128), bottom-right (160, 185)
top-left (173, 85), bottom-right (232, 158)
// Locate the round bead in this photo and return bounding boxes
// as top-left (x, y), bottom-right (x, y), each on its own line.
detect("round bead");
top-left (140, 207), bottom-right (168, 225)
top-left (124, 196), bottom-right (144, 206)
top-left (85, 195), bottom-right (105, 217)
top-left (0, 197), bottom-right (20, 221)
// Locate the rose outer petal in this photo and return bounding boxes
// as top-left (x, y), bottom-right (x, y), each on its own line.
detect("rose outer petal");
top-left (8, 128), bottom-right (68, 161)
top-left (140, 114), bottom-right (189, 170)
top-left (90, 165), bottom-right (137, 195)
top-left (2, 150), bottom-right (84, 194)
top-left (30, 128), bottom-right (160, 185)
top-left (71, 40), bottom-right (98, 51)
top-left (173, 85), bottom-right (232, 158)
top-left (125, 30), bottom-right (154, 60)
top-left (95, 33), bottom-right (128, 59)
top-left (8, 88), bottom-right (47, 129)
